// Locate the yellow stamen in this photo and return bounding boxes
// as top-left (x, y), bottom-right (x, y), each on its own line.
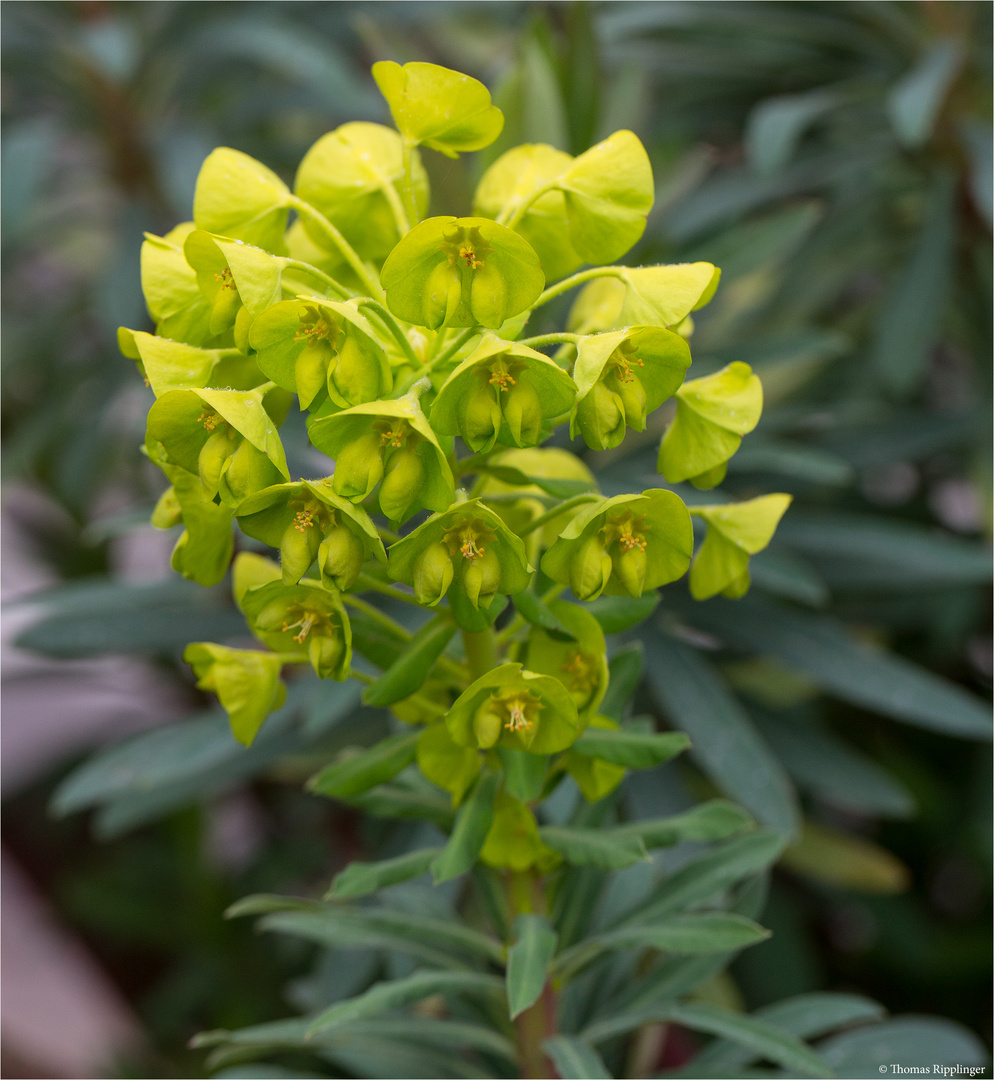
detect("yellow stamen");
top-left (293, 509), bottom-right (315, 532)
top-left (489, 368), bottom-right (516, 391)
top-left (214, 267), bottom-right (236, 290)
top-left (198, 410), bottom-right (220, 432)
top-left (460, 246), bottom-right (483, 270)
top-left (379, 427), bottom-right (407, 448)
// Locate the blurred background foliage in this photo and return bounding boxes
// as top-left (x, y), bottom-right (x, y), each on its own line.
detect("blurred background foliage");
top-left (2, 1), bottom-right (990, 1077)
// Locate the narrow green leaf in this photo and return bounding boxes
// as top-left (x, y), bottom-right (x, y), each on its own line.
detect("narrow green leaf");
top-left (652, 1003), bottom-right (832, 1078)
top-left (746, 89), bottom-right (840, 175)
top-left (585, 593), bottom-right (660, 634)
top-left (431, 770), bottom-right (500, 883)
top-left (507, 914), bottom-right (558, 1019)
top-left (887, 41), bottom-right (962, 148)
top-left (686, 992), bottom-right (886, 1077)
top-left (513, 591), bottom-right (577, 639)
top-left (307, 731), bottom-right (419, 799)
top-left (306, 970), bottom-right (503, 1038)
top-left (819, 1016), bottom-right (988, 1077)
top-left (614, 800), bottom-right (754, 849)
top-left (255, 905), bottom-right (504, 969)
top-left (539, 825), bottom-right (649, 870)
top-left (554, 912), bottom-right (768, 982)
top-left (622, 831), bottom-right (787, 926)
top-left (688, 596), bottom-right (993, 740)
top-left (644, 631), bottom-right (800, 835)
top-left (362, 617), bottom-right (457, 707)
top-left (326, 848), bottom-right (441, 899)
top-left (571, 727), bottom-right (689, 770)
top-left (498, 748), bottom-right (548, 802)
top-left (543, 1035), bottom-right (612, 1079)
top-left (351, 782), bottom-right (455, 827)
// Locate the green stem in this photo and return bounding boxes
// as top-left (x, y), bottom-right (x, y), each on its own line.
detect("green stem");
top-left (518, 494), bottom-right (600, 537)
top-left (498, 180), bottom-right (559, 230)
top-left (342, 594), bottom-right (412, 639)
top-left (401, 138), bottom-right (420, 227)
top-left (355, 299), bottom-right (421, 367)
top-left (380, 179), bottom-right (411, 236)
top-left (531, 266), bottom-right (625, 311)
top-left (508, 870), bottom-right (558, 1079)
top-left (282, 259), bottom-right (350, 299)
top-left (516, 332), bottom-right (582, 349)
top-left (355, 573), bottom-right (423, 607)
top-left (430, 326), bottom-right (479, 371)
top-left (462, 626), bottom-right (499, 681)
top-left (288, 195), bottom-right (383, 298)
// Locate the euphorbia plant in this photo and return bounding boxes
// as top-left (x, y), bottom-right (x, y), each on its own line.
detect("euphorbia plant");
top-left (126, 60), bottom-right (814, 1080)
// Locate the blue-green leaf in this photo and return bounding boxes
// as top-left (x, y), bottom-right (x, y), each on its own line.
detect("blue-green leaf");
top-left (543, 1035), bottom-right (612, 1079)
top-left (507, 914), bottom-right (558, 1019)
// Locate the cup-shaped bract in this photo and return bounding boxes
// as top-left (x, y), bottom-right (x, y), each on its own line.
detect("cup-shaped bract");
top-left (542, 489), bottom-right (693, 601)
top-left (557, 130), bottom-right (654, 265)
top-left (525, 600), bottom-right (609, 721)
top-left (561, 715), bottom-right (627, 802)
top-left (193, 147), bottom-right (292, 253)
top-left (120, 330), bottom-right (235, 398)
top-left (571, 327), bottom-right (692, 451)
top-left (308, 395), bottom-right (454, 525)
top-left (416, 722), bottom-right (482, 807)
top-left (238, 577), bottom-right (352, 681)
top-left (387, 500), bottom-right (532, 619)
top-left (372, 61), bottom-right (504, 157)
top-left (295, 122), bottom-right (430, 262)
top-left (689, 494), bottom-right (792, 600)
top-left (146, 387), bottom-right (290, 503)
top-left (236, 479), bottom-right (385, 587)
top-left (249, 297), bottom-right (391, 410)
top-left (447, 663), bottom-right (580, 755)
top-left (430, 334), bottom-right (577, 453)
top-left (184, 643), bottom-right (287, 746)
top-left (474, 144), bottom-right (581, 282)
top-left (380, 217), bottom-right (544, 330)
top-left (480, 792), bottom-right (559, 872)
top-left (658, 362), bottom-right (763, 489)
top-left (140, 223), bottom-right (221, 347)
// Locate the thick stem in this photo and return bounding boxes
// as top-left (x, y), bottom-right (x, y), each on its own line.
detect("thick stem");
top-left (462, 626), bottom-right (498, 680)
top-left (509, 870), bottom-right (558, 1079)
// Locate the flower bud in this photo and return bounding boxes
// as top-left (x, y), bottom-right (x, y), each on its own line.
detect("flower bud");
top-left (413, 540), bottom-right (455, 606)
top-left (473, 702), bottom-right (503, 749)
top-left (378, 446), bottom-right (426, 524)
top-left (308, 631), bottom-right (345, 680)
top-left (319, 525), bottom-right (365, 592)
top-left (280, 518), bottom-right (322, 584)
top-left (218, 440), bottom-right (283, 507)
top-left (502, 379), bottom-right (543, 447)
top-left (425, 260), bottom-right (463, 328)
top-left (462, 383), bottom-right (502, 452)
top-left (253, 598), bottom-right (291, 632)
top-left (569, 533), bottom-right (613, 601)
top-left (613, 372), bottom-right (647, 431)
top-left (328, 334), bottom-right (383, 406)
top-left (332, 431), bottom-right (384, 500)
top-left (461, 546), bottom-right (501, 609)
top-left (198, 427), bottom-right (239, 498)
top-left (470, 260), bottom-right (509, 329)
top-left (613, 544), bottom-right (647, 598)
top-left (209, 283), bottom-right (240, 335)
top-left (295, 340), bottom-right (333, 410)
top-left (575, 381), bottom-right (625, 451)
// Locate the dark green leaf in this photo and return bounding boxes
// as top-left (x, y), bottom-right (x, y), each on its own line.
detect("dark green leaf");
top-left (326, 848), bottom-right (441, 899)
top-left (306, 970), bottom-right (503, 1037)
top-left (351, 782), bottom-right (455, 828)
top-left (688, 597), bottom-right (993, 739)
top-left (644, 631), bottom-right (800, 835)
top-left (308, 731), bottom-right (419, 799)
top-left (362, 616), bottom-right (457, 707)
top-left (499, 748), bottom-right (548, 801)
top-left (614, 800), bottom-right (754, 849)
top-left (819, 1016), bottom-right (988, 1077)
top-left (599, 642), bottom-right (644, 721)
top-left (507, 914), bottom-right (558, 1019)
top-left (431, 770), bottom-right (500, 883)
top-left (585, 594), bottom-right (660, 634)
top-left (543, 1035), bottom-right (612, 1079)
top-left (572, 727), bottom-right (689, 770)
top-left (539, 825), bottom-right (649, 870)
top-left (513, 591), bottom-right (577, 639)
